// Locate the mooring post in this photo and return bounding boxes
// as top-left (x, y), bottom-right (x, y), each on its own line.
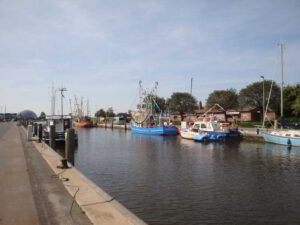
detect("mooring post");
top-left (274, 120), bottom-right (278, 130)
top-left (33, 123), bottom-right (38, 136)
top-left (105, 119), bottom-right (107, 129)
top-left (111, 120), bottom-right (114, 130)
top-left (27, 125), bottom-right (33, 141)
top-left (124, 121), bottom-right (127, 131)
top-left (49, 125), bottom-right (56, 150)
top-left (65, 128), bottom-right (75, 165)
top-left (38, 124), bottom-right (43, 143)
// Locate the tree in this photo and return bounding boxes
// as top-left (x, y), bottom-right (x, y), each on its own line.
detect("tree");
top-left (166, 92), bottom-right (197, 120)
top-left (95, 109), bottom-right (106, 117)
top-left (143, 94), bottom-right (166, 113)
top-left (206, 89), bottom-right (239, 110)
top-left (239, 80), bottom-right (281, 114)
top-left (39, 112), bottom-right (46, 120)
top-left (106, 107), bottom-right (115, 117)
top-left (291, 96), bottom-right (300, 117)
top-left (283, 84), bottom-right (300, 117)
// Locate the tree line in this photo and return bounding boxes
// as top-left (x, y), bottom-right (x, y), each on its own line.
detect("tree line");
top-left (94, 81), bottom-right (300, 120)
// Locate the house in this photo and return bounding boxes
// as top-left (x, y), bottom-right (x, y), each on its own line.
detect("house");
top-left (239, 106), bottom-right (260, 121)
top-left (238, 106), bottom-right (275, 121)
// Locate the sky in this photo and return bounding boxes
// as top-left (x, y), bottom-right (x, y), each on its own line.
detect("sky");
top-left (0, 0), bottom-right (299, 115)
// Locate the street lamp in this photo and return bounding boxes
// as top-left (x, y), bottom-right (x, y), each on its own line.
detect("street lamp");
top-left (260, 76), bottom-right (265, 127)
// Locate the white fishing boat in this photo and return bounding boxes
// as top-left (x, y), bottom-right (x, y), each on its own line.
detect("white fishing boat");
top-left (180, 104), bottom-right (240, 141)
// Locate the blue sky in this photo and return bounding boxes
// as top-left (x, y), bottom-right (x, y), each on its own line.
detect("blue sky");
top-left (0, 0), bottom-right (299, 115)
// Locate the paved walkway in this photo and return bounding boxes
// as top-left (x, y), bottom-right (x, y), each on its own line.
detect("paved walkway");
top-left (0, 122), bottom-right (92, 225)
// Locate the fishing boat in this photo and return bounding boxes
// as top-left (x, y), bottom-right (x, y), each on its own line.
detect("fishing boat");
top-left (73, 97), bottom-right (93, 128)
top-left (74, 117), bottom-right (93, 128)
top-left (130, 81), bottom-right (177, 135)
top-left (43, 86), bottom-right (78, 143)
top-left (261, 44), bottom-right (299, 147)
top-left (43, 115), bottom-right (78, 142)
top-left (181, 118), bottom-right (227, 141)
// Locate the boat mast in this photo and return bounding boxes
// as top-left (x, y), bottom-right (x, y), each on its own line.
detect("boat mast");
top-left (278, 43), bottom-right (284, 118)
top-left (51, 84), bottom-right (56, 115)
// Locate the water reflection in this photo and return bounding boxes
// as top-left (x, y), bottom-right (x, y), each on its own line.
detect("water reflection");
top-left (73, 128), bottom-right (300, 225)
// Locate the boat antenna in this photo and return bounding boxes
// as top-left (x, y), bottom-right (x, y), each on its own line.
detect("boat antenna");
top-left (57, 87), bottom-right (67, 119)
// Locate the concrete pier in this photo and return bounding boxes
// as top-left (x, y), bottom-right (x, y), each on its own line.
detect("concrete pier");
top-left (0, 122), bottom-right (92, 225)
top-left (0, 122), bottom-right (147, 225)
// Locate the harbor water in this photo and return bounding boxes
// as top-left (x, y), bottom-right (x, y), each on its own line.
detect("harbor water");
top-left (69, 128), bottom-right (300, 225)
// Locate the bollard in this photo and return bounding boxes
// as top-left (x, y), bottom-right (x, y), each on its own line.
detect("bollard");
top-left (27, 125), bottom-right (33, 141)
top-left (49, 125), bottom-right (56, 150)
top-left (38, 124), bottom-right (43, 143)
top-left (33, 123), bottom-right (38, 136)
top-left (111, 120), bottom-right (114, 130)
top-left (65, 128), bottom-right (75, 165)
top-left (105, 120), bottom-right (107, 129)
top-left (124, 122), bottom-right (127, 131)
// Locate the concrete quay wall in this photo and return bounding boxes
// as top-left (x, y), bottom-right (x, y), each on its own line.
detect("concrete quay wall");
top-left (27, 129), bottom-right (147, 225)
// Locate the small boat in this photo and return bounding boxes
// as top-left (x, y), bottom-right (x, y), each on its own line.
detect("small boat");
top-left (261, 44), bottom-right (299, 147)
top-left (262, 130), bottom-right (300, 147)
top-left (130, 81), bottom-right (178, 136)
top-left (180, 113), bottom-right (239, 142)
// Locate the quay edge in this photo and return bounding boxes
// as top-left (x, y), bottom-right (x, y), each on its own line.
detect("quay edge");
top-left (24, 127), bottom-right (147, 225)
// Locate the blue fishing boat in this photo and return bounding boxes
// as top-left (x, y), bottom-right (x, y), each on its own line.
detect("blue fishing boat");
top-left (130, 81), bottom-right (178, 136)
top-left (130, 125), bottom-right (178, 135)
top-left (262, 130), bottom-right (300, 147)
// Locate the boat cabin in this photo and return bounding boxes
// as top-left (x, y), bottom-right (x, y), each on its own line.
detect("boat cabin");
top-left (45, 115), bottom-right (73, 132)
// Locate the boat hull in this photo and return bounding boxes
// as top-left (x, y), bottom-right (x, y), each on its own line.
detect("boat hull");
top-left (180, 130), bottom-right (195, 140)
top-left (194, 132), bottom-right (226, 142)
top-left (262, 131), bottom-right (300, 147)
top-left (74, 121), bottom-right (93, 128)
top-left (130, 125), bottom-right (178, 135)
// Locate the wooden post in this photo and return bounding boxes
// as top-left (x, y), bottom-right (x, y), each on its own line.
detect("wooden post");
top-left (49, 125), bottom-right (56, 150)
top-left (65, 128), bottom-right (75, 165)
top-left (38, 124), bottom-right (43, 143)
top-left (111, 119), bottom-right (114, 130)
top-left (124, 122), bottom-right (127, 131)
top-left (105, 119), bottom-right (107, 129)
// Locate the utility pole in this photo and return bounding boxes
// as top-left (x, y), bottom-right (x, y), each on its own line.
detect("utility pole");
top-left (58, 87), bottom-right (67, 119)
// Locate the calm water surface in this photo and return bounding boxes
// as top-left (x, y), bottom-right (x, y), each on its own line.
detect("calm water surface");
top-left (73, 128), bottom-right (300, 225)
